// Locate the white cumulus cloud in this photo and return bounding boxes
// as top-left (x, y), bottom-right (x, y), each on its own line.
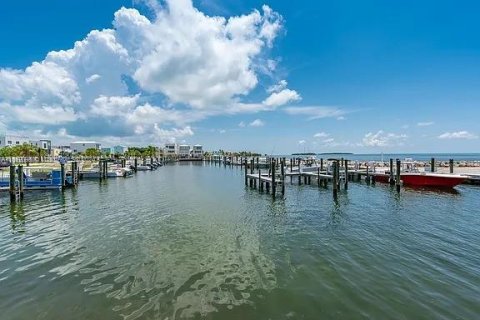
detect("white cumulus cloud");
top-left (313, 132), bottom-right (329, 138)
top-left (249, 119), bottom-right (265, 127)
top-left (438, 131), bottom-right (478, 140)
top-left (0, 0), bottom-right (291, 143)
top-left (362, 130), bottom-right (408, 147)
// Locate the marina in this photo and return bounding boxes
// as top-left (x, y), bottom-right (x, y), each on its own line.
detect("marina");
top-left (1, 0), bottom-right (479, 318)
top-left (1, 161), bottom-right (479, 319)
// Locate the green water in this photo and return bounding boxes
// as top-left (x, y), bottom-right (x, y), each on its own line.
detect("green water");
top-left (1, 163), bottom-right (479, 319)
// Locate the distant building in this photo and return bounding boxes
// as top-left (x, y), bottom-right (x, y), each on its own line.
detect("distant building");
top-left (178, 144), bottom-right (190, 158)
top-left (31, 139), bottom-right (52, 155)
top-left (192, 144), bottom-right (203, 158)
top-left (165, 143), bottom-right (177, 155)
top-left (113, 145), bottom-right (127, 155)
top-left (70, 141), bottom-right (101, 153)
top-left (0, 134), bottom-right (30, 147)
top-left (101, 147), bottom-right (113, 154)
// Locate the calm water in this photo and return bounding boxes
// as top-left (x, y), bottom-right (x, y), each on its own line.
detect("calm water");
top-left (1, 163), bottom-right (479, 319)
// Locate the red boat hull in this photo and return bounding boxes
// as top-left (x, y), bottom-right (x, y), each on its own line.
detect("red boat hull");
top-left (372, 173), bottom-right (466, 188)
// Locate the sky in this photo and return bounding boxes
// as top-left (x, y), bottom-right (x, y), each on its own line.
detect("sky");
top-left (0, 0), bottom-right (479, 154)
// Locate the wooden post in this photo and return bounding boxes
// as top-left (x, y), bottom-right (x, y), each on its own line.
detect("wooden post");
top-left (256, 157), bottom-right (259, 169)
top-left (344, 159), bottom-right (349, 190)
top-left (272, 159), bottom-right (276, 198)
top-left (396, 159), bottom-right (401, 192)
top-left (366, 165), bottom-right (370, 184)
top-left (320, 158), bottom-right (324, 171)
top-left (431, 158), bottom-right (435, 173)
top-left (317, 167), bottom-right (320, 187)
top-left (250, 159), bottom-right (254, 174)
top-left (281, 159), bottom-right (285, 196)
top-left (18, 165), bottom-right (24, 199)
top-left (71, 162), bottom-right (75, 186)
top-left (60, 163), bottom-right (66, 189)
top-left (449, 159), bottom-right (454, 174)
top-left (332, 161), bottom-right (338, 198)
top-left (298, 160), bottom-right (302, 185)
top-left (337, 160), bottom-right (341, 190)
top-left (259, 170), bottom-right (263, 192)
top-left (9, 165), bottom-right (16, 201)
top-left (134, 158), bottom-right (138, 172)
top-left (244, 159), bottom-right (248, 186)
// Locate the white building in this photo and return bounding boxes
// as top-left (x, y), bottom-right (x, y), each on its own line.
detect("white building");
top-left (31, 139), bottom-right (52, 154)
top-left (178, 144), bottom-right (191, 158)
top-left (0, 134), bottom-right (30, 147)
top-left (70, 141), bottom-right (101, 153)
top-left (164, 143), bottom-right (177, 155)
top-left (192, 145), bottom-right (203, 158)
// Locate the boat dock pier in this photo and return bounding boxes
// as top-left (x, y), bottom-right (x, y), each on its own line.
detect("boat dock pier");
top-left (1, 162), bottom-right (80, 201)
top-left (206, 155), bottom-right (480, 199)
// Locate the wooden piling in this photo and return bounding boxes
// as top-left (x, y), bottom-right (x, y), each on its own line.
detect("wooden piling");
top-left (60, 163), bottom-right (66, 189)
top-left (272, 159), bottom-right (276, 198)
top-left (332, 161), bottom-right (338, 198)
top-left (344, 159), bottom-right (349, 190)
top-left (396, 159), bottom-right (401, 192)
top-left (259, 170), bottom-right (263, 192)
top-left (449, 159), bottom-right (454, 174)
top-left (366, 165), bottom-right (370, 184)
top-left (134, 158), bottom-right (138, 172)
top-left (9, 165), bottom-right (16, 201)
top-left (18, 165), bottom-right (24, 199)
top-left (317, 167), bottom-right (320, 187)
top-left (320, 158), bottom-right (324, 171)
top-left (71, 162), bottom-right (75, 186)
top-left (244, 159), bottom-right (248, 186)
top-left (431, 158), bottom-right (435, 173)
top-left (281, 159), bottom-right (285, 196)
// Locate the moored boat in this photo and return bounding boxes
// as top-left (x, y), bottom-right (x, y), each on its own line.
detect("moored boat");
top-left (372, 172), bottom-right (466, 188)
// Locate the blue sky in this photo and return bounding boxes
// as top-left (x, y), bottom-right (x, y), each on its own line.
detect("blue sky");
top-left (0, 0), bottom-right (479, 153)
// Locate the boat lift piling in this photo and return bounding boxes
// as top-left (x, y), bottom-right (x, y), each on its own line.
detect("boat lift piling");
top-left (389, 159), bottom-right (395, 185)
top-left (18, 166), bottom-right (24, 199)
top-left (396, 159), bottom-right (401, 192)
top-left (9, 165), bottom-right (16, 202)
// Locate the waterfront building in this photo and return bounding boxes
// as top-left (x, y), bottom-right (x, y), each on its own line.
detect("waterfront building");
top-left (165, 143), bottom-right (177, 155)
top-left (192, 145), bottom-right (203, 158)
top-left (178, 144), bottom-right (191, 158)
top-left (70, 141), bottom-right (101, 153)
top-left (31, 139), bottom-right (52, 155)
top-left (0, 134), bottom-right (30, 147)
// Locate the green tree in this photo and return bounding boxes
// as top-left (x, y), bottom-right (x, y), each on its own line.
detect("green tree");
top-left (84, 148), bottom-right (101, 158)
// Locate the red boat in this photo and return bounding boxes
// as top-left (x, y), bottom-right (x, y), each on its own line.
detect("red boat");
top-left (372, 172), bottom-right (466, 188)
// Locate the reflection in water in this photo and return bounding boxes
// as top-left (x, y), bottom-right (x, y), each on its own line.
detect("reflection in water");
top-left (9, 202), bottom-right (25, 233)
top-left (0, 165), bottom-right (479, 320)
